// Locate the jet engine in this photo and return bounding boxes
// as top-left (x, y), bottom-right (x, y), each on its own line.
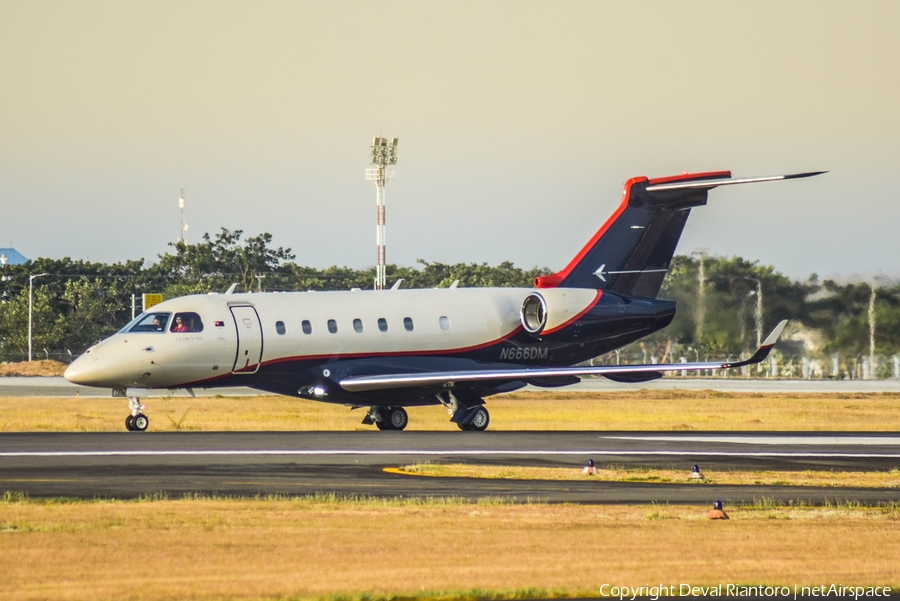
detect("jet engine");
top-left (519, 288), bottom-right (601, 336)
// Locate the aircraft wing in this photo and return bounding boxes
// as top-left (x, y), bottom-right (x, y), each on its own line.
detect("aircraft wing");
top-left (340, 320), bottom-right (787, 393)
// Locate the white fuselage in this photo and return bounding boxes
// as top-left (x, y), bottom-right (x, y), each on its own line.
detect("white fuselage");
top-left (65, 288), bottom-right (537, 390)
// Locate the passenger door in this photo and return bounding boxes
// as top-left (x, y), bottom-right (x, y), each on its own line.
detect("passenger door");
top-left (230, 305), bottom-right (263, 374)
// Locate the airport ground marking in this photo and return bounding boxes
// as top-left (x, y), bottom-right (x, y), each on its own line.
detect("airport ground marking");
top-left (3, 449), bottom-right (900, 458)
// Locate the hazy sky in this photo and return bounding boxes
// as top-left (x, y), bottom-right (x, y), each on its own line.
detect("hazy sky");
top-left (1, 1), bottom-right (898, 280)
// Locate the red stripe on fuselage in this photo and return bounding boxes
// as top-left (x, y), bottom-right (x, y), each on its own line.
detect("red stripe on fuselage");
top-left (262, 324), bottom-right (526, 367)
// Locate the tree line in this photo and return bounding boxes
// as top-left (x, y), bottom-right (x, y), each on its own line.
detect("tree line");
top-left (1, 228), bottom-right (897, 377)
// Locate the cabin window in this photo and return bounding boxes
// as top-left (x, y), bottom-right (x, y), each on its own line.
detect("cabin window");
top-left (301, 320), bottom-right (312, 335)
top-left (275, 321), bottom-right (286, 335)
top-left (404, 317), bottom-right (414, 332)
top-left (129, 312), bottom-right (171, 333)
top-left (353, 318), bottom-right (364, 333)
top-left (171, 312), bottom-right (203, 333)
top-left (377, 318), bottom-right (388, 332)
top-left (439, 316), bottom-right (450, 331)
top-left (327, 319), bottom-right (338, 334)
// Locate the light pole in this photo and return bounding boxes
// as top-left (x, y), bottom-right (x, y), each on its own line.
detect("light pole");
top-left (365, 137), bottom-right (399, 290)
top-left (691, 249), bottom-right (708, 345)
top-left (744, 277), bottom-right (763, 348)
top-left (867, 277), bottom-right (885, 380)
top-left (179, 189), bottom-right (188, 243)
top-left (28, 273), bottom-right (49, 362)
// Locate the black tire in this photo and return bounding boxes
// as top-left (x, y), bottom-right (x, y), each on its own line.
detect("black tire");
top-left (373, 408), bottom-right (391, 430)
top-left (468, 407), bottom-right (490, 432)
top-left (456, 422), bottom-right (471, 431)
top-left (125, 415), bottom-right (135, 431)
top-left (386, 407), bottom-right (408, 431)
top-left (132, 413), bottom-right (149, 432)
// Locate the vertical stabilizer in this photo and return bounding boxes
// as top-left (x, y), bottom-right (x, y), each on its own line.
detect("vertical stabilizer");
top-left (534, 170), bottom-right (824, 298)
top-left (534, 171), bottom-right (729, 297)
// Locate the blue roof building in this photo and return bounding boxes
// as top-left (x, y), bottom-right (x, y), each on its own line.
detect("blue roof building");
top-left (0, 248), bottom-right (28, 266)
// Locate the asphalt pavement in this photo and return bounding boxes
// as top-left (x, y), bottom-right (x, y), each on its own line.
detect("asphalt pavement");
top-left (2, 431), bottom-right (898, 504)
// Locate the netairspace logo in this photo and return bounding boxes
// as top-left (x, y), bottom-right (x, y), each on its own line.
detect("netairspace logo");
top-left (598, 584), bottom-right (892, 600)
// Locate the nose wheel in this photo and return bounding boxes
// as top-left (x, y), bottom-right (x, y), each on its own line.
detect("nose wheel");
top-left (125, 397), bottom-right (149, 432)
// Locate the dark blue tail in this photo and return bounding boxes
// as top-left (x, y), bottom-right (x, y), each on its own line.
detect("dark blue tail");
top-left (534, 170), bottom-right (824, 298)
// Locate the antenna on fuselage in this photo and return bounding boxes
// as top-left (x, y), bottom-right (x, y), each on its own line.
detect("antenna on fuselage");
top-left (225, 283), bottom-right (238, 295)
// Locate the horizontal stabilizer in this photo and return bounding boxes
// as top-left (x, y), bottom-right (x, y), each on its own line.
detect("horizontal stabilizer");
top-left (645, 171), bottom-right (826, 193)
top-left (339, 320), bottom-right (789, 392)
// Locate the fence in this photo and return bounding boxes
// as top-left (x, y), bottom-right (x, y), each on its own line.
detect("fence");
top-left (0, 350), bottom-right (77, 365)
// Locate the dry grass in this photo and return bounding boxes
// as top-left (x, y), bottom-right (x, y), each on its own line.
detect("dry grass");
top-left (0, 496), bottom-right (898, 601)
top-left (0, 361), bottom-right (66, 377)
top-left (397, 464), bottom-right (900, 488)
top-left (3, 391), bottom-right (900, 432)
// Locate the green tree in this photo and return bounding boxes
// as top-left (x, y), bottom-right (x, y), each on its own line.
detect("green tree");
top-left (152, 228), bottom-right (296, 296)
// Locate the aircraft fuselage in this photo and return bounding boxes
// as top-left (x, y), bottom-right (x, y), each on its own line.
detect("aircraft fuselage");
top-left (65, 287), bottom-right (675, 407)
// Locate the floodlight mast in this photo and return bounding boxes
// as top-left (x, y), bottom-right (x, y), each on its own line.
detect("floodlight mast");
top-left (365, 137), bottom-right (398, 290)
top-left (179, 189), bottom-right (188, 244)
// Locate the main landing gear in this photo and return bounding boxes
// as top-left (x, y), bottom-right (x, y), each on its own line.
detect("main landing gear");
top-left (437, 391), bottom-right (490, 432)
top-left (361, 395), bottom-right (490, 432)
top-left (125, 396), bottom-right (149, 432)
top-left (457, 406), bottom-right (490, 431)
top-left (363, 406), bottom-right (409, 431)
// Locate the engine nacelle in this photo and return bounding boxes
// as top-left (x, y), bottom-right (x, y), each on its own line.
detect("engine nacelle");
top-left (520, 288), bottom-right (601, 336)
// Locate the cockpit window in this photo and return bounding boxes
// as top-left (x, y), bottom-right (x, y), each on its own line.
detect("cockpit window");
top-left (129, 312), bottom-right (171, 333)
top-left (171, 312), bottom-right (204, 333)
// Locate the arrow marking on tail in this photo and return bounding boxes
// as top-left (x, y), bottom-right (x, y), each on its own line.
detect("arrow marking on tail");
top-left (594, 264), bottom-right (669, 281)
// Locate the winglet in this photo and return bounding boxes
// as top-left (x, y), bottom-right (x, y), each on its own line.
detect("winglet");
top-left (762, 319), bottom-right (788, 347)
top-left (725, 319), bottom-right (788, 369)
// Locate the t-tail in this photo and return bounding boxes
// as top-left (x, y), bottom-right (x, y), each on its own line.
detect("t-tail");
top-left (534, 170), bottom-right (825, 298)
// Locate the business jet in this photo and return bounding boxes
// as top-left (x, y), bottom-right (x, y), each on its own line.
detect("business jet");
top-left (64, 169), bottom-right (822, 432)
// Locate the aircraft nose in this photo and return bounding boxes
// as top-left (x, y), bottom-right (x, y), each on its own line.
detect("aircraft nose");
top-left (64, 354), bottom-right (97, 386)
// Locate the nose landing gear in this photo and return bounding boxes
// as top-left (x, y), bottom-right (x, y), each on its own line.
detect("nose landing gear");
top-left (125, 397), bottom-right (149, 432)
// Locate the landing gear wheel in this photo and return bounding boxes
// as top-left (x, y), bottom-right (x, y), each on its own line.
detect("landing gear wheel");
top-left (125, 396), bottom-right (147, 432)
top-left (386, 407), bottom-right (408, 431)
top-left (375, 407), bottom-right (408, 431)
top-left (132, 413), bottom-right (149, 432)
top-left (457, 406), bottom-right (490, 432)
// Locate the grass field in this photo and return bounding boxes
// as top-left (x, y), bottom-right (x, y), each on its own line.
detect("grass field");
top-left (395, 464), bottom-right (900, 488)
top-left (3, 390), bottom-right (900, 432)
top-left (3, 390), bottom-right (899, 599)
top-left (1, 494), bottom-right (899, 601)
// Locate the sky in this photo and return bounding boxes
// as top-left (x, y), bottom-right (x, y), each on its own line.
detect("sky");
top-left (1, 1), bottom-right (898, 281)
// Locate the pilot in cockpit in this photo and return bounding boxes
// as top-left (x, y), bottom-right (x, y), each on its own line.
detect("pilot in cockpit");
top-left (172, 315), bottom-right (190, 332)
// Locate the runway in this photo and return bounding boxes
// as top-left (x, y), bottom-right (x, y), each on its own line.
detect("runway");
top-left (3, 376), bottom-right (900, 397)
top-left (2, 431), bottom-right (899, 505)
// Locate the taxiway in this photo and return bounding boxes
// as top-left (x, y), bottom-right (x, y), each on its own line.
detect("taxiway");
top-left (2, 431), bottom-right (898, 505)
